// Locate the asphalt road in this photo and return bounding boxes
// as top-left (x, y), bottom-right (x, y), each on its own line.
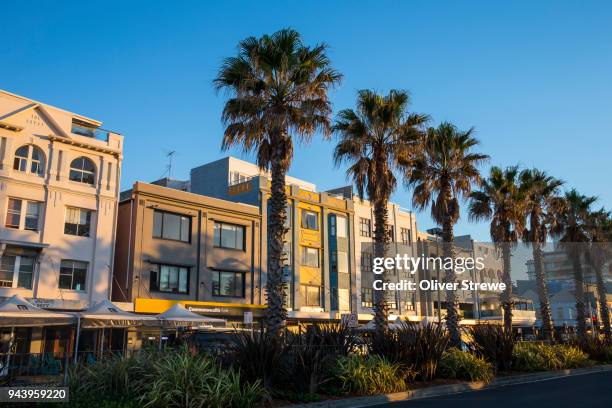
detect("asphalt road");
top-left (372, 370), bottom-right (612, 408)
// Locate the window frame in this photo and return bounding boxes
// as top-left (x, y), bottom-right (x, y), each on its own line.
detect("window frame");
top-left (361, 287), bottom-right (373, 308)
top-left (13, 144), bottom-right (45, 176)
top-left (300, 209), bottom-right (319, 231)
top-left (211, 270), bottom-right (245, 298)
top-left (150, 263), bottom-right (190, 294)
top-left (5, 198), bottom-right (41, 231)
top-left (300, 246), bottom-right (320, 268)
top-left (64, 206), bottom-right (93, 237)
top-left (359, 217), bottom-right (372, 237)
top-left (213, 221), bottom-right (246, 251)
top-left (0, 255), bottom-right (35, 289)
top-left (152, 209), bottom-right (192, 243)
top-left (400, 228), bottom-right (411, 245)
top-left (58, 260), bottom-right (88, 291)
top-left (360, 252), bottom-right (373, 273)
top-left (301, 284), bottom-right (322, 307)
top-left (69, 156), bottom-right (96, 185)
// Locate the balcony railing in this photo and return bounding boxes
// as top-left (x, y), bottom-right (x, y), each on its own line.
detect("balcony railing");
top-left (71, 123), bottom-right (110, 141)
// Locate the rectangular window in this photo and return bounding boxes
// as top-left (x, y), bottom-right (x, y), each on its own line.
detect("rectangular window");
top-left (5, 198), bottom-right (41, 231)
top-left (153, 210), bottom-right (191, 242)
top-left (301, 246), bottom-right (320, 268)
top-left (361, 252), bottom-right (373, 273)
top-left (359, 217), bottom-right (371, 237)
top-left (213, 222), bottom-right (245, 250)
top-left (212, 270), bottom-right (245, 297)
top-left (388, 225), bottom-right (395, 242)
top-left (59, 260), bottom-right (87, 291)
top-left (336, 251), bottom-right (349, 273)
top-left (154, 264), bottom-right (189, 294)
top-left (0, 256), bottom-right (16, 287)
top-left (64, 207), bottom-right (92, 237)
top-left (336, 216), bottom-right (348, 238)
top-left (361, 288), bottom-right (373, 308)
top-left (300, 284), bottom-right (321, 306)
top-left (401, 228), bottom-right (411, 245)
top-left (0, 255), bottom-right (34, 289)
top-left (301, 209), bottom-right (319, 230)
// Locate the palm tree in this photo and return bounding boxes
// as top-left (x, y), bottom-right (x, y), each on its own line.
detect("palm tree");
top-left (554, 189), bottom-right (597, 340)
top-left (586, 208), bottom-right (611, 340)
top-left (469, 166), bottom-right (526, 333)
top-left (519, 169), bottom-right (564, 341)
top-left (215, 29), bottom-right (342, 336)
top-left (333, 89), bottom-right (428, 334)
top-left (407, 122), bottom-right (488, 346)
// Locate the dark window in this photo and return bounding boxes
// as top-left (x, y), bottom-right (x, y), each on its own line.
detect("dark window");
top-left (212, 270), bottom-right (245, 297)
top-left (5, 198), bottom-right (40, 231)
top-left (213, 222), bottom-right (245, 250)
top-left (64, 207), bottom-right (92, 237)
top-left (300, 285), bottom-right (321, 306)
top-left (152, 264), bottom-right (189, 294)
top-left (359, 217), bottom-right (371, 237)
top-left (13, 145), bottom-right (44, 175)
top-left (69, 157), bottom-right (96, 185)
top-left (361, 287), bottom-right (373, 308)
top-left (153, 210), bottom-right (191, 242)
top-left (388, 225), bottom-right (395, 242)
top-left (361, 252), bottom-right (373, 273)
top-left (59, 260), bottom-right (87, 291)
top-left (301, 209), bottom-right (319, 230)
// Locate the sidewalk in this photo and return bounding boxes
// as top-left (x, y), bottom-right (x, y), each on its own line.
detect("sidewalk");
top-left (290, 364), bottom-right (612, 408)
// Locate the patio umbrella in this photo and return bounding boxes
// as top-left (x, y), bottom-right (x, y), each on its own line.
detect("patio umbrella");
top-left (156, 303), bottom-right (226, 328)
top-left (0, 294), bottom-right (75, 327)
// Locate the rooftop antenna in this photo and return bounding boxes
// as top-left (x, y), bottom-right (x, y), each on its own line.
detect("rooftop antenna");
top-left (165, 150), bottom-right (176, 179)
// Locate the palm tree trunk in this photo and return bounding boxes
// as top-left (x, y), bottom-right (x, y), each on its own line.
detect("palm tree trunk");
top-left (265, 148), bottom-right (289, 337)
top-left (372, 198), bottom-right (390, 334)
top-left (441, 215), bottom-right (461, 347)
top-left (594, 263), bottom-right (611, 341)
top-left (533, 242), bottom-right (555, 341)
top-left (570, 251), bottom-right (587, 340)
top-left (500, 242), bottom-right (513, 333)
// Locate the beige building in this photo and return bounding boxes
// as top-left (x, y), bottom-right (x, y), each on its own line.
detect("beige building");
top-left (112, 181), bottom-right (265, 323)
top-left (0, 90), bottom-right (123, 311)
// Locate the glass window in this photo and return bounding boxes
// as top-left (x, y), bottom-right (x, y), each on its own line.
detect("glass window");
top-left (5, 198), bottom-right (40, 231)
top-left (17, 257), bottom-right (34, 289)
top-left (0, 256), bottom-right (16, 287)
top-left (301, 209), bottom-right (319, 230)
top-left (300, 284), bottom-right (321, 306)
top-left (388, 225), bottom-right (395, 242)
top-left (336, 216), bottom-right (348, 238)
top-left (5, 198), bottom-right (22, 229)
top-left (13, 145), bottom-right (45, 175)
top-left (152, 210), bottom-right (191, 242)
top-left (64, 207), bottom-right (92, 237)
top-left (337, 251), bottom-right (349, 273)
top-left (212, 270), bottom-right (245, 297)
top-left (213, 222), bottom-right (245, 250)
top-left (0, 255), bottom-right (33, 289)
top-left (359, 217), bottom-right (371, 237)
top-left (155, 265), bottom-right (189, 294)
top-left (69, 156), bottom-right (96, 185)
top-left (301, 246), bottom-right (319, 268)
top-left (59, 260), bottom-right (87, 291)
top-left (361, 288), bottom-right (373, 308)
top-left (361, 252), bottom-right (373, 273)
top-left (401, 228), bottom-right (411, 245)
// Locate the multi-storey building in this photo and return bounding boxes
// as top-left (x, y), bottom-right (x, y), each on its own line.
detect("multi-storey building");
top-left (112, 181), bottom-right (264, 324)
top-left (0, 90), bottom-right (123, 355)
top-left (0, 90), bottom-right (123, 310)
top-left (187, 157), bottom-right (356, 323)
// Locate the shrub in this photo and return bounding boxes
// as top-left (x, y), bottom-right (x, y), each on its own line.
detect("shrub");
top-left (469, 324), bottom-right (514, 372)
top-left (437, 349), bottom-right (494, 383)
top-left (334, 355), bottom-right (407, 396)
top-left (512, 343), bottom-right (591, 372)
top-left (370, 321), bottom-right (449, 381)
top-left (574, 336), bottom-right (612, 363)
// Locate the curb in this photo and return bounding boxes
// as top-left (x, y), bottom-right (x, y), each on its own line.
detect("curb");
top-left (289, 364), bottom-right (612, 408)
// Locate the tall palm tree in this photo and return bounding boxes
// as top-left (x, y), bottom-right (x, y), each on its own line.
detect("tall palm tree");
top-left (333, 89), bottom-right (428, 334)
top-left (586, 209), bottom-right (611, 340)
top-left (407, 122), bottom-right (488, 346)
top-left (469, 166), bottom-right (526, 333)
top-left (519, 169), bottom-right (564, 341)
top-left (215, 29), bottom-right (342, 336)
top-left (554, 189), bottom-right (597, 340)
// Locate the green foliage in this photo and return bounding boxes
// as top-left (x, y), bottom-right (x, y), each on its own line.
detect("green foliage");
top-left (68, 347), bottom-right (265, 408)
top-left (574, 336), bottom-right (612, 363)
top-left (370, 322), bottom-right (449, 381)
top-left (469, 324), bottom-right (514, 372)
top-left (334, 355), bottom-right (407, 395)
top-left (513, 343), bottom-right (592, 372)
top-left (437, 349), bottom-right (494, 383)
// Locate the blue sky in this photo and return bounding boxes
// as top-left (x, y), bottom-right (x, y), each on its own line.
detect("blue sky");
top-left (2, 0), bottom-right (611, 243)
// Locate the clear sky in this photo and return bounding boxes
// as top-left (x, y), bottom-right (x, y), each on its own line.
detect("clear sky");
top-left (2, 0), bottom-right (611, 246)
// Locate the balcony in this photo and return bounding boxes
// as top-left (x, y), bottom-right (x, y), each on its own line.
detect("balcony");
top-left (71, 122), bottom-right (109, 141)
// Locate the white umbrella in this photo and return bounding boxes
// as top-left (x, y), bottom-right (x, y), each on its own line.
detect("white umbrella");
top-left (156, 303), bottom-right (226, 328)
top-left (0, 294), bottom-right (74, 327)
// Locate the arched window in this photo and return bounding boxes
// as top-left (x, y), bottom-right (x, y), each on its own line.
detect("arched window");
top-left (13, 145), bottom-right (45, 175)
top-left (69, 157), bottom-right (96, 185)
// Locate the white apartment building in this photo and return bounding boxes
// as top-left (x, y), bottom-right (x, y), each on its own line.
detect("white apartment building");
top-left (0, 90), bottom-right (123, 311)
